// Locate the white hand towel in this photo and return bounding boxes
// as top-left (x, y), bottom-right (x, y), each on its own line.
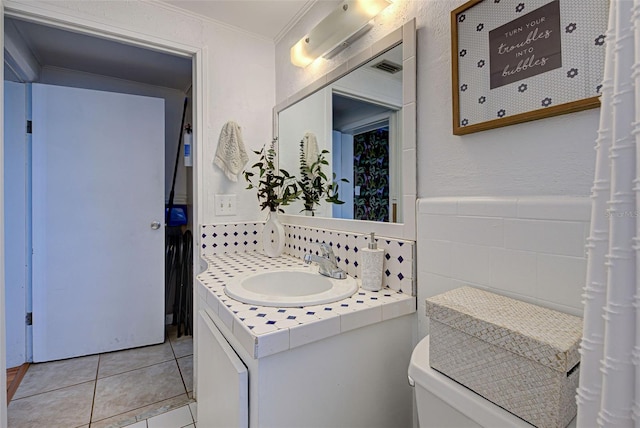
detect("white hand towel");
top-left (302, 132), bottom-right (320, 173)
top-left (214, 121), bottom-right (249, 182)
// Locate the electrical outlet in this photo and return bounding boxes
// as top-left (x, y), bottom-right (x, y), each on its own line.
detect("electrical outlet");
top-left (215, 194), bottom-right (236, 216)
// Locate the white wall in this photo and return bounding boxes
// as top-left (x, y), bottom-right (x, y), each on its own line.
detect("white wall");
top-left (3, 82), bottom-right (27, 367)
top-left (416, 0), bottom-right (598, 197)
top-left (275, 0), bottom-right (598, 198)
top-left (39, 66), bottom-right (190, 205)
top-left (7, 0), bottom-right (276, 226)
top-left (275, 0), bottom-right (599, 325)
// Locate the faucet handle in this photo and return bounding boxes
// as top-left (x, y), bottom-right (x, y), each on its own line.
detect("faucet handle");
top-left (317, 242), bottom-right (336, 263)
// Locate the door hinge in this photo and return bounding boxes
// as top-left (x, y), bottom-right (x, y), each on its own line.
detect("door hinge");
top-left (26, 312), bottom-right (32, 326)
top-left (26, 120), bottom-right (32, 134)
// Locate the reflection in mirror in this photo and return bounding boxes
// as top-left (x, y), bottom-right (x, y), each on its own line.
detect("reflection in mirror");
top-left (278, 43), bottom-right (403, 223)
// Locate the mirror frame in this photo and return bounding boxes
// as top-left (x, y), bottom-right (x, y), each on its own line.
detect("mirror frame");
top-left (274, 19), bottom-right (416, 241)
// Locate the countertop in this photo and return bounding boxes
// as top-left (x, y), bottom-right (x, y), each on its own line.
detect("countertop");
top-left (197, 251), bottom-right (416, 359)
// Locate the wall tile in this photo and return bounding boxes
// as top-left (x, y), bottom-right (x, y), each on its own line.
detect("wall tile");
top-left (536, 254), bottom-right (587, 311)
top-left (504, 219), bottom-right (587, 257)
top-left (457, 197), bottom-right (518, 218)
top-left (517, 197), bottom-right (591, 221)
top-left (419, 214), bottom-right (458, 241)
top-left (488, 248), bottom-right (537, 297)
top-left (420, 239), bottom-right (452, 277)
top-left (201, 222), bottom-right (415, 297)
top-left (451, 216), bottom-right (504, 247)
top-left (450, 243), bottom-right (491, 285)
top-left (201, 223), bottom-right (263, 255)
top-left (417, 196), bottom-right (591, 339)
top-left (417, 199), bottom-right (458, 215)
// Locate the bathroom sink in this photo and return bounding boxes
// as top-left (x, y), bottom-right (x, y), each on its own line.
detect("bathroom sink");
top-left (224, 268), bottom-right (358, 307)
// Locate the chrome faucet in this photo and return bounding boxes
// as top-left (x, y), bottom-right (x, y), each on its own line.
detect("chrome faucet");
top-left (304, 242), bottom-right (347, 279)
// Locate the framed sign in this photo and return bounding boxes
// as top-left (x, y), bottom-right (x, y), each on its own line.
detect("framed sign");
top-left (451, 0), bottom-right (609, 135)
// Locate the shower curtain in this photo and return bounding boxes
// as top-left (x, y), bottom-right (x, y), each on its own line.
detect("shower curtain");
top-left (576, 0), bottom-right (640, 426)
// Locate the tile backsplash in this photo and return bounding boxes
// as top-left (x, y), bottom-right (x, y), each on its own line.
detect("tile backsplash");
top-left (200, 222), bottom-right (415, 296)
top-left (416, 196), bottom-right (590, 340)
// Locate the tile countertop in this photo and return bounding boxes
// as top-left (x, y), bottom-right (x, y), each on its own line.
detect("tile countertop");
top-left (197, 252), bottom-right (416, 359)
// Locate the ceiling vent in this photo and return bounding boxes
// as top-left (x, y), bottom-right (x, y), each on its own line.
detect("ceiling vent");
top-left (371, 59), bottom-right (402, 74)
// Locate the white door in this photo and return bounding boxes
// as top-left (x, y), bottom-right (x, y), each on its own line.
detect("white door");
top-left (31, 83), bottom-right (165, 362)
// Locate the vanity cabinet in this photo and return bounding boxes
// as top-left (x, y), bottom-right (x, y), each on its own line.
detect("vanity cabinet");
top-left (196, 295), bottom-right (415, 428)
top-left (197, 310), bottom-right (248, 427)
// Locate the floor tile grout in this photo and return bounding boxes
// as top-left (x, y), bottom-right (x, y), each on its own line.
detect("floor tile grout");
top-left (90, 393), bottom-right (191, 426)
top-left (10, 378), bottom-right (96, 402)
top-left (89, 354), bottom-right (101, 425)
top-left (8, 325), bottom-right (193, 428)
top-left (95, 356), bottom-right (180, 381)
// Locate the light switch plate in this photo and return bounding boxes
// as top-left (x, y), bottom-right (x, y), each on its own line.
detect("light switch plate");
top-left (215, 194), bottom-right (236, 216)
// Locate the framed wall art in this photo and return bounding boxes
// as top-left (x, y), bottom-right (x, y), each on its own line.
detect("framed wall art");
top-left (451, 0), bottom-right (609, 135)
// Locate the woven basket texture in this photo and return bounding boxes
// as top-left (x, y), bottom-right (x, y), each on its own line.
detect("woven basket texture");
top-left (425, 287), bottom-right (582, 372)
top-left (426, 287), bottom-right (583, 428)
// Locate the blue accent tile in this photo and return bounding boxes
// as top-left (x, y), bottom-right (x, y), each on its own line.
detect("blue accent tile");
top-left (341, 304), bottom-right (348, 307)
top-left (385, 269), bottom-right (391, 276)
top-left (324, 307), bottom-right (333, 311)
top-left (398, 256), bottom-right (404, 263)
top-left (278, 309), bottom-right (286, 313)
top-left (398, 273), bottom-right (405, 280)
top-left (287, 315), bottom-right (297, 320)
top-left (385, 253), bottom-right (391, 260)
top-left (257, 313), bottom-right (266, 317)
top-left (266, 320), bottom-right (276, 325)
top-left (306, 311), bottom-right (316, 315)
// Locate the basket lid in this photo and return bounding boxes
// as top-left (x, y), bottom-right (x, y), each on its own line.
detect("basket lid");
top-left (425, 287), bottom-right (583, 372)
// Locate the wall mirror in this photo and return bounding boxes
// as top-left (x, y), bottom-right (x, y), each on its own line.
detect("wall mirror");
top-left (275, 19), bottom-right (416, 240)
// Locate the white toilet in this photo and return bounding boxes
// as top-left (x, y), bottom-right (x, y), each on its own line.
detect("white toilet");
top-left (408, 335), bottom-right (577, 428)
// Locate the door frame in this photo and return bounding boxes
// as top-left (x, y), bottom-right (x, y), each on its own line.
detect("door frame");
top-left (0, 3), bottom-right (206, 426)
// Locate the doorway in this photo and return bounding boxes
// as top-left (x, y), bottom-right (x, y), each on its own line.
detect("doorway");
top-left (2, 8), bottom-right (203, 426)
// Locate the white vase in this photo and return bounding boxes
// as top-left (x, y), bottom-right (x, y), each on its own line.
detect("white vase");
top-left (262, 210), bottom-right (285, 257)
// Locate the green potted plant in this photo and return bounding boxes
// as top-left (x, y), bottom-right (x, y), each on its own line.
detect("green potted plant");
top-left (243, 138), bottom-right (299, 257)
top-left (298, 142), bottom-right (348, 216)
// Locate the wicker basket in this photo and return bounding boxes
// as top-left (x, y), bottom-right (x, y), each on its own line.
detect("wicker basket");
top-left (425, 287), bottom-right (583, 428)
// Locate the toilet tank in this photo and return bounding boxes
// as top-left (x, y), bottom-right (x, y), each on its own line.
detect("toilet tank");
top-left (409, 335), bottom-right (534, 428)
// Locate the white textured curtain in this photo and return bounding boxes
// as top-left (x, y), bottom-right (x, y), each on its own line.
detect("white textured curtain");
top-left (576, 0), bottom-right (640, 426)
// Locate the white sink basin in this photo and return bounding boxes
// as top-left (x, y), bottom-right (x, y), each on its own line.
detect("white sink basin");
top-left (224, 268), bottom-right (358, 307)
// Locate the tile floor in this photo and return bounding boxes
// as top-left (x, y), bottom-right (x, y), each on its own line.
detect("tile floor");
top-left (8, 325), bottom-right (194, 428)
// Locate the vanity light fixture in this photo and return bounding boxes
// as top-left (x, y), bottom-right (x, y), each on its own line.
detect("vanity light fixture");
top-left (290, 0), bottom-right (392, 67)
